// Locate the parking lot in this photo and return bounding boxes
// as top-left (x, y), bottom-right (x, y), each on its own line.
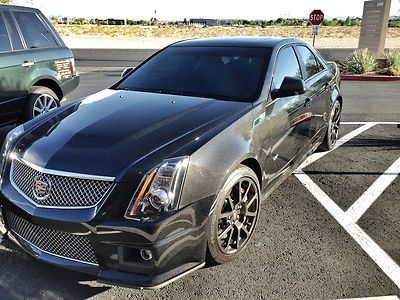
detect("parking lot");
top-left (0, 68), bottom-right (399, 299)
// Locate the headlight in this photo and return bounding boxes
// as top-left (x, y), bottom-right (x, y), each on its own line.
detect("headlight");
top-left (0, 125), bottom-right (25, 181)
top-left (125, 157), bottom-right (189, 220)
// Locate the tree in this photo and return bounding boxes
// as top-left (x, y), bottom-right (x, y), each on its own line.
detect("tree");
top-left (345, 16), bottom-right (351, 26)
top-left (0, 0), bottom-right (14, 3)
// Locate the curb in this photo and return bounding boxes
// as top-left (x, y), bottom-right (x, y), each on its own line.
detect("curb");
top-left (341, 74), bottom-right (400, 81)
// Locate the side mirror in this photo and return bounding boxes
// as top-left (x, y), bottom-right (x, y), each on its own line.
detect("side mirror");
top-left (121, 67), bottom-right (134, 78)
top-left (271, 76), bottom-right (306, 100)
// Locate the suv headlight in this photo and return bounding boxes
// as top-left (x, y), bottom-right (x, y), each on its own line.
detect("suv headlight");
top-left (125, 157), bottom-right (189, 220)
top-left (0, 125), bottom-right (25, 181)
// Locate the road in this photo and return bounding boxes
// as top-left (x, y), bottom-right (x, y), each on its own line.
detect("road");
top-left (0, 61), bottom-right (399, 299)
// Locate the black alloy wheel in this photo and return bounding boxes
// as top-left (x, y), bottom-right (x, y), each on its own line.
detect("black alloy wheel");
top-left (319, 100), bottom-right (342, 151)
top-left (207, 165), bottom-right (261, 264)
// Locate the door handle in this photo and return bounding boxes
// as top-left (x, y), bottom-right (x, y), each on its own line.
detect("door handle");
top-left (304, 98), bottom-right (311, 108)
top-left (21, 61), bottom-right (34, 67)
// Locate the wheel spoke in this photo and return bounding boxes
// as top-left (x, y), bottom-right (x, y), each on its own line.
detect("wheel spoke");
top-left (238, 180), bottom-right (243, 202)
top-left (219, 212), bottom-right (232, 220)
top-left (246, 195), bottom-right (257, 208)
top-left (46, 98), bottom-right (54, 110)
top-left (246, 211), bottom-right (257, 217)
top-left (218, 225), bottom-right (232, 239)
top-left (243, 181), bottom-right (252, 201)
top-left (228, 196), bottom-right (235, 211)
top-left (241, 225), bottom-right (250, 236)
top-left (37, 98), bottom-right (44, 109)
top-left (226, 228), bottom-right (234, 249)
top-left (236, 228), bottom-right (241, 249)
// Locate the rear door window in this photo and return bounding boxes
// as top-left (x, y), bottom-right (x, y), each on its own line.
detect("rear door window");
top-left (296, 45), bottom-right (323, 80)
top-left (0, 14), bottom-right (12, 52)
top-left (13, 11), bottom-right (58, 49)
top-left (3, 11), bottom-right (24, 50)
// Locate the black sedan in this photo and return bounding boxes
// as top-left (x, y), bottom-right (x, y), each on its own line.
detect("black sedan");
top-left (0, 37), bottom-right (342, 288)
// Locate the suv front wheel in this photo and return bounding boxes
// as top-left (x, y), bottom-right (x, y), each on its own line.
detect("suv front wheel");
top-left (25, 86), bottom-right (60, 120)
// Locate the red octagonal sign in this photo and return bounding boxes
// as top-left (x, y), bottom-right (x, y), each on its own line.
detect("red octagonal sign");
top-left (309, 10), bottom-right (324, 26)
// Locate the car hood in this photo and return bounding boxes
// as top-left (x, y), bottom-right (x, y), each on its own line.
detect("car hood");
top-left (18, 89), bottom-right (249, 179)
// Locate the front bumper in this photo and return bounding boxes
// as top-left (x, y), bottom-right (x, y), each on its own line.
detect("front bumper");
top-left (0, 186), bottom-right (214, 288)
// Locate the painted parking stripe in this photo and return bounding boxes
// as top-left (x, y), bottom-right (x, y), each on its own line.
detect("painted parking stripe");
top-left (338, 296), bottom-right (400, 300)
top-left (295, 170), bottom-right (400, 289)
top-left (341, 122), bottom-right (400, 125)
top-left (298, 122), bottom-right (377, 170)
top-left (346, 156), bottom-right (400, 222)
top-left (295, 123), bottom-right (400, 289)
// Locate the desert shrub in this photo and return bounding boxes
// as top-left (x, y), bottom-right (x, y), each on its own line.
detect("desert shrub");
top-left (382, 50), bottom-right (400, 76)
top-left (318, 49), bottom-right (333, 62)
top-left (342, 49), bottom-right (377, 74)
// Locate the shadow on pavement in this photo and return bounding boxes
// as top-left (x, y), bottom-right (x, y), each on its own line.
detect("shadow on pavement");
top-left (0, 239), bottom-right (111, 299)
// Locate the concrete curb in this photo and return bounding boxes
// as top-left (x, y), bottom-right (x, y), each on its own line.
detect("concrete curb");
top-left (341, 74), bottom-right (400, 81)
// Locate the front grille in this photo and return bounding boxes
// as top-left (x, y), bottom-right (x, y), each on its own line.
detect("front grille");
top-left (11, 158), bottom-right (114, 208)
top-left (7, 211), bottom-right (98, 265)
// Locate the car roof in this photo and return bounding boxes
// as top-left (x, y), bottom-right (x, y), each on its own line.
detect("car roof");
top-left (0, 4), bottom-right (40, 12)
top-left (171, 37), bottom-right (305, 48)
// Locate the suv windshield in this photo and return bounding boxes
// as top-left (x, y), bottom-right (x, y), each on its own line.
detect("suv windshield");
top-left (115, 46), bottom-right (272, 102)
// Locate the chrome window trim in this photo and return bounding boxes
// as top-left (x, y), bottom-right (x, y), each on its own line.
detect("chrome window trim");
top-left (9, 155), bottom-right (116, 210)
top-left (8, 230), bottom-right (99, 266)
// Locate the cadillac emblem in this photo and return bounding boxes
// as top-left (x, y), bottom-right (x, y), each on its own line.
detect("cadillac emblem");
top-left (32, 175), bottom-right (51, 200)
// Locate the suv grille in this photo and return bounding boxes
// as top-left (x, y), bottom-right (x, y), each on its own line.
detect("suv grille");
top-left (7, 211), bottom-right (98, 265)
top-left (11, 158), bottom-right (114, 208)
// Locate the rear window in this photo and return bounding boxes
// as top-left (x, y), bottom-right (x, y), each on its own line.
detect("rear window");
top-left (0, 14), bottom-right (11, 52)
top-left (3, 11), bottom-right (23, 50)
top-left (116, 46), bottom-right (272, 102)
top-left (14, 11), bottom-right (58, 49)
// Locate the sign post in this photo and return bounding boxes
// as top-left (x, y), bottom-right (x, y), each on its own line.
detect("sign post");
top-left (309, 10), bottom-right (324, 47)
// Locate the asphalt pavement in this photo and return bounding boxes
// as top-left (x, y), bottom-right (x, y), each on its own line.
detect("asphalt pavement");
top-left (0, 62), bottom-right (399, 299)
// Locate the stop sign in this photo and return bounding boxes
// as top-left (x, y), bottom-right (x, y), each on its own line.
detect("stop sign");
top-left (309, 10), bottom-right (324, 26)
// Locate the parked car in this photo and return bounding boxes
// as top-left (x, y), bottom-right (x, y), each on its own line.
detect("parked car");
top-left (0, 37), bottom-right (342, 288)
top-left (0, 4), bottom-right (79, 127)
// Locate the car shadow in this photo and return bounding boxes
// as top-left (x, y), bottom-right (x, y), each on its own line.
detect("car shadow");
top-left (0, 239), bottom-right (111, 299)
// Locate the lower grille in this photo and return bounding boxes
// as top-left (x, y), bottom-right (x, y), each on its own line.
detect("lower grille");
top-left (7, 211), bottom-right (98, 265)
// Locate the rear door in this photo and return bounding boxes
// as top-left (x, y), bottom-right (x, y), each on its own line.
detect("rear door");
top-left (12, 10), bottom-right (74, 87)
top-left (0, 10), bottom-right (35, 125)
top-left (295, 45), bottom-right (330, 139)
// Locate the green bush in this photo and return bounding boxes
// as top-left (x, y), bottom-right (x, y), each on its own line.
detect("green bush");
top-left (383, 50), bottom-right (400, 76)
top-left (342, 49), bottom-right (377, 74)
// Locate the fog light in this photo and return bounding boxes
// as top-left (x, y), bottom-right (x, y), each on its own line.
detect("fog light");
top-left (140, 249), bottom-right (153, 261)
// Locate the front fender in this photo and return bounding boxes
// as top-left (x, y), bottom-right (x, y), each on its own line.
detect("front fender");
top-left (179, 107), bottom-right (262, 209)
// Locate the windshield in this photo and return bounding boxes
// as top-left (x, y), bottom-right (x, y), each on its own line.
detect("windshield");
top-left (115, 46), bottom-right (272, 102)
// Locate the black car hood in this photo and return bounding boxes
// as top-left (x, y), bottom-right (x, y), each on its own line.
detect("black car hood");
top-left (18, 89), bottom-right (249, 179)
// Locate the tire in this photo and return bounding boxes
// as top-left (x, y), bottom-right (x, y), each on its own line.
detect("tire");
top-left (318, 100), bottom-right (342, 151)
top-left (25, 86), bottom-right (60, 121)
top-left (206, 165), bottom-right (261, 265)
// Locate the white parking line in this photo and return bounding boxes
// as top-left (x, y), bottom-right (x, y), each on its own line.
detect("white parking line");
top-left (298, 122), bottom-right (376, 170)
top-left (346, 156), bottom-right (400, 222)
top-left (341, 122), bottom-right (400, 125)
top-left (338, 296), bottom-right (400, 300)
top-left (295, 170), bottom-right (400, 289)
top-left (295, 123), bottom-right (400, 289)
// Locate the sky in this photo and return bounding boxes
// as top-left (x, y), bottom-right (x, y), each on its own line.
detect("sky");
top-left (14, 0), bottom-right (400, 20)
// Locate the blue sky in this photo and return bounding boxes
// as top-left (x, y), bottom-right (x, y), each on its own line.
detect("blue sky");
top-left (16, 0), bottom-right (400, 20)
